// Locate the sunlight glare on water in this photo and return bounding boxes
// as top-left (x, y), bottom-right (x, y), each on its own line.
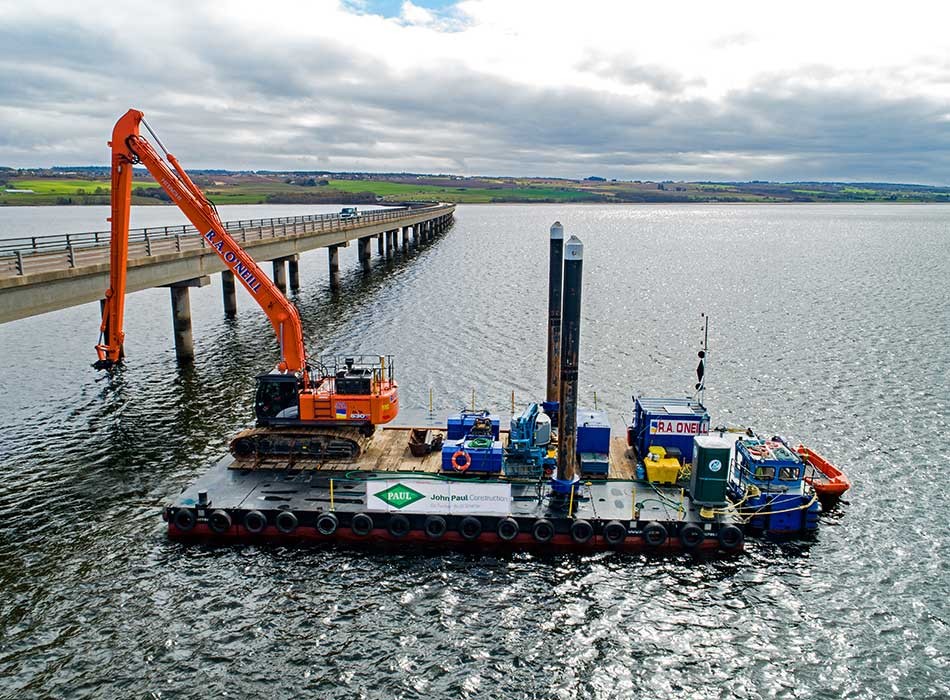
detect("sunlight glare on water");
top-left (0, 203), bottom-right (948, 698)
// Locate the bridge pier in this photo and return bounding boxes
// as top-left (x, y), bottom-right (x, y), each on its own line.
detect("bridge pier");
top-left (272, 259), bottom-right (287, 294)
top-left (359, 236), bottom-right (372, 272)
top-left (328, 244), bottom-right (341, 290)
top-left (221, 270), bottom-right (237, 317)
top-left (376, 233), bottom-right (384, 257)
top-left (401, 227), bottom-right (410, 251)
top-left (287, 255), bottom-right (300, 292)
top-left (385, 230), bottom-right (394, 258)
top-left (166, 276), bottom-right (210, 364)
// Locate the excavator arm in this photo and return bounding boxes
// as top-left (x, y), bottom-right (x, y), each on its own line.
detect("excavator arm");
top-left (94, 109), bottom-right (308, 376)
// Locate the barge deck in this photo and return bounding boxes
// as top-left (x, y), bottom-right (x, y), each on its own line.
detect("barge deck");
top-left (164, 428), bottom-right (744, 554)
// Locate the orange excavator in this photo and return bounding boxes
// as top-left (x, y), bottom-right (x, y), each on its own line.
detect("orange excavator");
top-left (95, 109), bottom-right (398, 459)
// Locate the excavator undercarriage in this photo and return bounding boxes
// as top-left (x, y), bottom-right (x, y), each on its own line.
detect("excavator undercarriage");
top-left (229, 425), bottom-right (374, 462)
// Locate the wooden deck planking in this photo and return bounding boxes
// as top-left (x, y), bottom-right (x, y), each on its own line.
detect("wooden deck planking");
top-left (232, 428), bottom-right (645, 481)
top-left (608, 436), bottom-right (638, 480)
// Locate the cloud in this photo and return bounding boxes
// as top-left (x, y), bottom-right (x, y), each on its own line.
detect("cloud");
top-left (576, 52), bottom-right (704, 94)
top-left (400, 1), bottom-right (435, 25)
top-left (0, 0), bottom-right (949, 183)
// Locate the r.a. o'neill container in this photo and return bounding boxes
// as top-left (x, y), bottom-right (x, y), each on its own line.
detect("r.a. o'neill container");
top-left (690, 435), bottom-right (732, 506)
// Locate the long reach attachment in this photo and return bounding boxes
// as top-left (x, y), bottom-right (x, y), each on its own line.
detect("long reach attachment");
top-left (93, 109), bottom-right (307, 378)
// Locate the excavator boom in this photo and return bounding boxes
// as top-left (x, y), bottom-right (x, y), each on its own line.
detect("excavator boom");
top-left (94, 109), bottom-right (307, 375)
top-left (94, 110), bottom-right (399, 458)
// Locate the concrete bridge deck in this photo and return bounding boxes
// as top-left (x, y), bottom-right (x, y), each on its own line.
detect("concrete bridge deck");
top-left (0, 203), bottom-right (454, 321)
top-left (0, 203), bottom-right (455, 360)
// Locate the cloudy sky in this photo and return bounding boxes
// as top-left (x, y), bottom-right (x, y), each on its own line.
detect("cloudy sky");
top-left (2, 0), bottom-right (949, 183)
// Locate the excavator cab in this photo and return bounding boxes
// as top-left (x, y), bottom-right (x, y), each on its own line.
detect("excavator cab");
top-left (255, 374), bottom-right (300, 425)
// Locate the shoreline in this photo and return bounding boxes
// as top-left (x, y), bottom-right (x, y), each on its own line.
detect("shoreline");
top-left (3, 199), bottom-right (949, 207)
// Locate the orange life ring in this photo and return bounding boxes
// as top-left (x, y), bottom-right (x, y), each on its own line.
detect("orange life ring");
top-left (452, 450), bottom-right (471, 472)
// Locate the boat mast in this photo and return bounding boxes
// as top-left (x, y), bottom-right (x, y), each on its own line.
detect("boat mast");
top-left (695, 313), bottom-right (709, 404)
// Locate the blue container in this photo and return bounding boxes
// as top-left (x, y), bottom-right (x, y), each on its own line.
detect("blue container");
top-left (577, 409), bottom-right (610, 453)
top-left (446, 412), bottom-right (500, 440)
top-left (441, 438), bottom-right (503, 473)
top-left (579, 452), bottom-right (609, 475)
top-left (632, 397), bottom-right (709, 463)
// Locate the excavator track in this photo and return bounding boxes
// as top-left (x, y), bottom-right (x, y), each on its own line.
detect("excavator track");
top-left (229, 426), bottom-right (374, 462)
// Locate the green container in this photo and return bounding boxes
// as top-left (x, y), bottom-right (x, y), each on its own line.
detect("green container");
top-left (690, 435), bottom-right (732, 506)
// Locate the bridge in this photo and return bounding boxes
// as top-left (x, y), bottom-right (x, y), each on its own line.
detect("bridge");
top-left (0, 203), bottom-right (455, 360)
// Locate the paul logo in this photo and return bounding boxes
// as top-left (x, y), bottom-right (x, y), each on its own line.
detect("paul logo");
top-left (373, 483), bottom-right (425, 509)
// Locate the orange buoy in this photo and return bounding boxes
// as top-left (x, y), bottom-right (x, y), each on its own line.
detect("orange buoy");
top-left (452, 450), bottom-right (471, 471)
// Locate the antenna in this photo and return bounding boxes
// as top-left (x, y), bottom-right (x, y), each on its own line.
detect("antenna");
top-left (694, 313), bottom-right (709, 404)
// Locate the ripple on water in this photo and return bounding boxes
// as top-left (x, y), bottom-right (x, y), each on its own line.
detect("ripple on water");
top-left (0, 204), bottom-right (949, 698)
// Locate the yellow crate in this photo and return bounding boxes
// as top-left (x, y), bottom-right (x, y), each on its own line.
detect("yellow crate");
top-left (646, 458), bottom-right (681, 484)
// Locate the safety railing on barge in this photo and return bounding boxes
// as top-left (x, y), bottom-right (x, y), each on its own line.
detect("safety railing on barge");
top-left (0, 203), bottom-right (450, 278)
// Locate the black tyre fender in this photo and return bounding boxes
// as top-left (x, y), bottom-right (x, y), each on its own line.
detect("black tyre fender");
top-left (388, 514), bottom-right (411, 538)
top-left (424, 515), bottom-right (447, 539)
top-left (316, 512), bottom-right (339, 536)
top-left (173, 508), bottom-right (196, 532)
top-left (642, 521), bottom-right (668, 547)
top-left (458, 516), bottom-right (482, 541)
top-left (244, 510), bottom-right (267, 534)
top-left (570, 519), bottom-right (594, 545)
top-left (532, 518), bottom-right (555, 544)
top-left (351, 512), bottom-right (374, 537)
top-left (718, 524), bottom-right (744, 550)
top-left (275, 510), bottom-right (298, 534)
top-left (209, 509), bottom-right (232, 534)
top-left (680, 523), bottom-right (705, 549)
top-left (603, 520), bottom-right (627, 546)
top-left (496, 517), bottom-right (520, 542)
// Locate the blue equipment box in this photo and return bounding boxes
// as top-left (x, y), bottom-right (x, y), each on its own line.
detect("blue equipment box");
top-left (441, 439), bottom-right (503, 473)
top-left (631, 397), bottom-right (709, 463)
top-left (446, 412), bottom-right (500, 440)
top-left (577, 409), bottom-right (610, 454)
top-left (579, 452), bottom-right (609, 475)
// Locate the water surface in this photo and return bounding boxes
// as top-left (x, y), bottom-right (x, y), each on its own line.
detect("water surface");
top-left (0, 204), bottom-right (947, 698)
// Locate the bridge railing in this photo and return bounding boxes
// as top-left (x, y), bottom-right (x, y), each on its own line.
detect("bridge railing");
top-left (0, 204), bottom-right (448, 277)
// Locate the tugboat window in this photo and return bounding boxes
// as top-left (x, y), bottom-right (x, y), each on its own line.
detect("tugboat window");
top-left (779, 467), bottom-right (800, 481)
top-left (754, 466), bottom-right (775, 481)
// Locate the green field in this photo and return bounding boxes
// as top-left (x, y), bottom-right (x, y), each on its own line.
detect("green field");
top-left (324, 179), bottom-right (602, 202)
top-left (1, 178), bottom-right (160, 205)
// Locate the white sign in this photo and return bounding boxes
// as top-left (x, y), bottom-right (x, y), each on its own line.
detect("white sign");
top-left (367, 480), bottom-right (512, 516)
top-left (649, 418), bottom-right (709, 437)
